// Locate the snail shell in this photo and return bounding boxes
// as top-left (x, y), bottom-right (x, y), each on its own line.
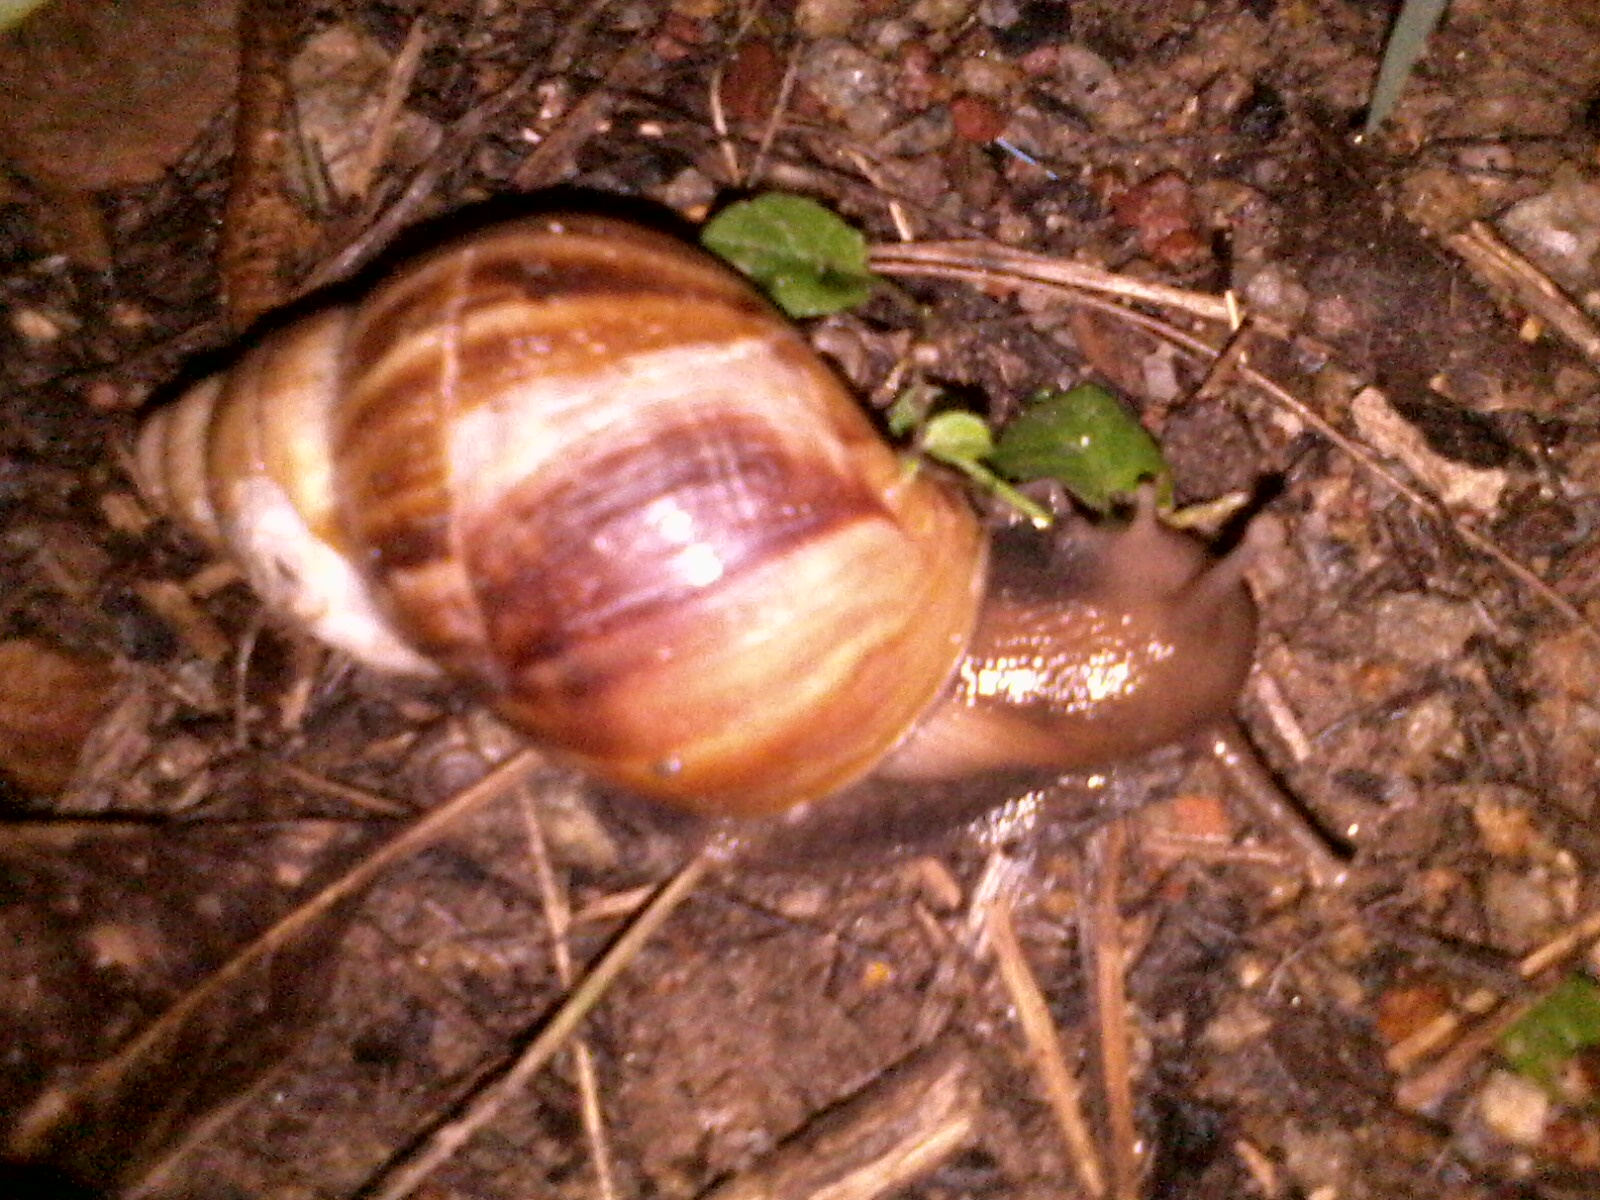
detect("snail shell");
top-left (136, 215), bottom-right (987, 817)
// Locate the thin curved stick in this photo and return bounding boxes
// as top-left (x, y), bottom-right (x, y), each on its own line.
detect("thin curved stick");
top-left (1207, 723), bottom-right (1351, 889)
top-left (871, 242), bottom-right (1235, 324)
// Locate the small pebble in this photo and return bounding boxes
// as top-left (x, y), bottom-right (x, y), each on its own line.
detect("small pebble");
top-left (1478, 1070), bottom-right (1552, 1147)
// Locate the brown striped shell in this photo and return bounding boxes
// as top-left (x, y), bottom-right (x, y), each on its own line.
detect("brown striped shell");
top-left (135, 215), bottom-right (987, 817)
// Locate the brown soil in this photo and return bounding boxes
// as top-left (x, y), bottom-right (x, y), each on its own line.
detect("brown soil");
top-left (4, 1), bottom-right (1600, 1197)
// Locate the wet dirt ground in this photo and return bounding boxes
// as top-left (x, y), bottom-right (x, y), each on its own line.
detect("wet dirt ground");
top-left (4, 1), bottom-right (1600, 1197)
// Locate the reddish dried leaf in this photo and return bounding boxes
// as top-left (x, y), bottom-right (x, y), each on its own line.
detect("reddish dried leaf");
top-left (1375, 979), bottom-right (1453, 1046)
top-left (1109, 170), bottom-right (1211, 268)
top-left (719, 38), bottom-right (783, 124)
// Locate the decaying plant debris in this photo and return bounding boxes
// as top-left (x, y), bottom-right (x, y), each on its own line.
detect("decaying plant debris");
top-left (5, 1), bottom-right (1600, 1197)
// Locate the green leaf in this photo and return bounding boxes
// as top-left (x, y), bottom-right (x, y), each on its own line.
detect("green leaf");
top-left (920, 411), bottom-right (995, 462)
top-left (918, 411), bottom-right (1051, 528)
top-left (990, 384), bottom-right (1171, 514)
top-left (701, 194), bottom-right (877, 317)
top-left (1501, 975), bottom-right (1600, 1094)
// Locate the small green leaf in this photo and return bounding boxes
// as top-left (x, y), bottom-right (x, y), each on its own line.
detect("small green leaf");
top-left (920, 411), bottom-right (995, 462)
top-left (1501, 975), bottom-right (1600, 1095)
top-left (919, 412), bottom-right (1051, 527)
top-left (990, 383), bottom-right (1171, 514)
top-left (701, 194), bottom-right (877, 318)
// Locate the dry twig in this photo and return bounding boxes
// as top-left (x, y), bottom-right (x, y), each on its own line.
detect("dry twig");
top-left (703, 1041), bottom-right (985, 1200)
top-left (1207, 725), bottom-right (1351, 888)
top-left (871, 241), bottom-right (1235, 325)
top-left (743, 43), bottom-right (801, 190)
top-left (302, 55), bottom-right (547, 291)
top-left (273, 761), bottom-right (412, 817)
top-left (346, 17), bottom-right (430, 201)
top-left (360, 848), bottom-right (711, 1200)
top-left (1444, 220), bottom-right (1600, 369)
top-left (511, 36), bottom-right (660, 191)
top-left (518, 789), bottom-right (618, 1200)
top-left (985, 870), bottom-right (1106, 1198)
top-left (1081, 818), bottom-right (1139, 1200)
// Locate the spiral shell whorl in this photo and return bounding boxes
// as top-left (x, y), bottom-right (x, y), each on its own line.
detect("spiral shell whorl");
top-left (136, 308), bottom-right (441, 676)
top-left (137, 215), bottom-right (987, 816)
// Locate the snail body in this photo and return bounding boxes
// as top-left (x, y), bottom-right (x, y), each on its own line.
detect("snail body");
top-left (135, 213), bottom-right (1255, 821)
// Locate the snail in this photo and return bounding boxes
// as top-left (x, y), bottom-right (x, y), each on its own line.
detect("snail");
top-left (133, 212), bottom-right (1258, 825)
